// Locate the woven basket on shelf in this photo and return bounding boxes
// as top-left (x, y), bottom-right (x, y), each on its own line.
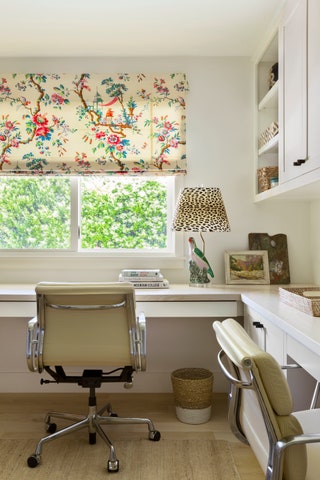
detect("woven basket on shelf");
top-left (258, 122), bottom-right (279, 149)
top-left (171, 368), bottom-right (213, 424)
top-left (257, 166), bottom-right (278, 192)
top-left (279, 287), bottom-right (320, 317)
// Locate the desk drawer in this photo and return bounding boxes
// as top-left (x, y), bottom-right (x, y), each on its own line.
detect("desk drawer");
top-left (136, 301), bottom-right (238, 318)
top-left (287, 336), bottom-right (320, 381)
top-left (0, 302), bottom-right (36, 318)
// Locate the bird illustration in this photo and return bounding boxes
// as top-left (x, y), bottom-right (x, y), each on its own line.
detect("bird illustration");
top-left (188, 237), bottom-right (214, 277)
top-left (101, 97), bottom-right (119, 107)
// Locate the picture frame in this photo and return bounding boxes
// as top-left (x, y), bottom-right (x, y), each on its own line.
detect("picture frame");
top-left (225, 250), bottom-right (270, 285)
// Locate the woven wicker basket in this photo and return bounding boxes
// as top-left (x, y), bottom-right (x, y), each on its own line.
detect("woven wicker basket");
top-left (279, 287), bottom-right (320, 316)
top-left (171, 368), bottom-right (213, 424)
top-left (257, 166), bottom-right (279, 192)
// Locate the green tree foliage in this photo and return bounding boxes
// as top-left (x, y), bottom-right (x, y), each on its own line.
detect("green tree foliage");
top-left (80, 178), bottom-right (167, 249)
top-left (0, 177), bottom-right (71, 249)
top-left (0, 177), bottom-right (167, 250)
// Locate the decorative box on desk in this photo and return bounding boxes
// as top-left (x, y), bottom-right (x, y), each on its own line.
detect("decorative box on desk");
top-left (279, 287), bottom-right (320, 316)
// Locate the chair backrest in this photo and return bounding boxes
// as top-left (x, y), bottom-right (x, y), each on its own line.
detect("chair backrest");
top-left (33, 282), bottom-right (144, 372)
top-left (213, 318), bottom-right (307, 480)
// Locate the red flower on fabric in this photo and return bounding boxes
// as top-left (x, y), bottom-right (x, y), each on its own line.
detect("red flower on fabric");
top-left (107, 134), bottom-right (120, 145)
top-left (95, 131), bottom-right (106, 139)
top-left (32, 114), bottom-right (48, 126)
top-left (5, 121), bottom-right (15, 130)
top-left (35, 126), bottom-right (50, 138)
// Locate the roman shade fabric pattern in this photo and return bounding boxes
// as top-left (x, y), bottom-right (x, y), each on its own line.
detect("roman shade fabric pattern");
top-left (0, 73), bottom-right (188, 176)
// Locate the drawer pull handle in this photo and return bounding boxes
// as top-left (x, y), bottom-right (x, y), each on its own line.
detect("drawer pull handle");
top-left (293, 158), bottom-right (306, 166)
top-left (253, 321), bottom-right (264, 329)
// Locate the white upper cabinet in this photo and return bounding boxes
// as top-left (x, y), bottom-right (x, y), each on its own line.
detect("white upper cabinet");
top-left (307, 0), bottom-right (320, 169)
top-left (279, 0), bottom-right (307, 183)
top-left (255, 0), bottom-right (320, 201)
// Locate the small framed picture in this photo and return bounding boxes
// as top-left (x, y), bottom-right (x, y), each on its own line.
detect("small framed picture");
top-left (225, 250), bottom-right (270, 285)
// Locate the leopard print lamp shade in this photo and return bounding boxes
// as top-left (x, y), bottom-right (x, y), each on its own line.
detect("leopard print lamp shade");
top-left (172, 187), bottom-right (230, 233)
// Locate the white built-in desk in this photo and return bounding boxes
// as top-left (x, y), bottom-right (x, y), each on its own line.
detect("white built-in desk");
top-left (1, 284), bottom-right (320, 402)
top-left (0, 283), bottom-right (244, 317)
top-left (0, 284), bottom-right (245, 393)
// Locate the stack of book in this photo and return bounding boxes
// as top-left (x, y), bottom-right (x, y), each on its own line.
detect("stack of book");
top-left (119, 269), bottom-right (169, 289)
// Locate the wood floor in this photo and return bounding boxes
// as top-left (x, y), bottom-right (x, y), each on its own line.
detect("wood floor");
top-left (0, 392), bottom-right (264, 479)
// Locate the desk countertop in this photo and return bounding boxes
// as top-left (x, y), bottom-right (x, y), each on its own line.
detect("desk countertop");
top-left (0, 283), bottom-right (280, 302)
top-left (241, 288), bottom-right (320, 357)
top-left (1, 282), bottom-right (320, 355)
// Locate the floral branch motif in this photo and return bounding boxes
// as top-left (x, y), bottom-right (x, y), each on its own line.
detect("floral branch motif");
top-left (0, 73), bottom-right (188, 175)
top-left (0, 74), bottom-right (71, 172)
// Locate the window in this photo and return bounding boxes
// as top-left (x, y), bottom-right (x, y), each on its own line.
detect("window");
top-left (0, 176), bottom-right (176, 253)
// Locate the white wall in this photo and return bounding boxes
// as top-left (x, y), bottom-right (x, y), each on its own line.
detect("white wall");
top-left (0, 56), bottom-right (313, 285)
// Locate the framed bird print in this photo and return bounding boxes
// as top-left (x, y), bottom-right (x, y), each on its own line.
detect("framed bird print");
top-left (224, 250), bottom-right (270, 285)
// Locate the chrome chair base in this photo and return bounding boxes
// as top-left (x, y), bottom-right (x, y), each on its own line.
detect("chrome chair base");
top-left (27, 390), bottom-right (161, 473)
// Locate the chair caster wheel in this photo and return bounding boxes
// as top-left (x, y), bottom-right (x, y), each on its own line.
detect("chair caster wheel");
top-left (107, 459), bottom-right (119, 472)
top-left (46, 422), bottom-right (57, 433)
top-left (27, 455), bottom-right (40, 468)
top-left (149, 430), bottom-right (161, 441)
top-left (89, 432), bottom-right (96, 444)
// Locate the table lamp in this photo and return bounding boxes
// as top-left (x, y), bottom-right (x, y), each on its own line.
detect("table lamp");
top-left (172, 187), bottom-right (230, 286)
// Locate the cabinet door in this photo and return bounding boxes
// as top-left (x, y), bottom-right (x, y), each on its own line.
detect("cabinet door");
top-left (307, 0), bottom-right (320, 167)
top-left (280, 0), bottom-right (308, 182)
top-left (244, 305), bottom-right (285, 365)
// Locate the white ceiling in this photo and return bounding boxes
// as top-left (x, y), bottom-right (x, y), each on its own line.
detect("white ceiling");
top-left (2, 0), bottom-right (286, 58)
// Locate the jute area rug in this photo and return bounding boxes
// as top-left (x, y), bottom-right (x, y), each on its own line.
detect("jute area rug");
top-left (0, 437), bottom-right (240, 480)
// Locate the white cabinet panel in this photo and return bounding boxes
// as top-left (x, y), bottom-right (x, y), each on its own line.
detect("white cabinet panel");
top-left (280, 0), bottom-right (307, 182)
top-left (244, 305), bottom-right (285, 365)
top-left (0, 301), bottom-right (36, 318)
top-left (287, 335), bottom-right (320, 382)
top-left (307, 0), bottom-right (320, 167)
top-left (137, 301), bottom-right (238, 318)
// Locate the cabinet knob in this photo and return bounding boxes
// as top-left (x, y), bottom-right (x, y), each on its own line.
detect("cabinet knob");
top-left (293, 158), bottom-right (306, 166)
top-left (253, 321), bottom-right (264, 329)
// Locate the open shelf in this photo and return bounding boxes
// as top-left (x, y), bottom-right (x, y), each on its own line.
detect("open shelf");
top-left (258, 81), bottom-right (279, 110)
top-left (258, 134), bottom-right (279, 155)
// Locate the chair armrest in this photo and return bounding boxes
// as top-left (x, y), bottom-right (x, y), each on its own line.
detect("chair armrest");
top-left (217, 349), bottom-right (253, 389)
top-left (272, 432), bottom-right (320, 479)
top-left (281, 432), bottom-right (320, 447)
top-left (26, 316), bottom-right (40, 372)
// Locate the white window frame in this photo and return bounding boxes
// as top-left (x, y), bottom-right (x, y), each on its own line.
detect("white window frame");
top-left (0, 175), bottom-right (184, 260)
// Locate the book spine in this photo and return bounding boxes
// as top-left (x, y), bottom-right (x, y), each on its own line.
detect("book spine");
top-left (120, 274), bottom-right (163, 282)
top-left (121, 269), bottom-right (161, 277)
top-left (130, 280), bottom-right (169, 289)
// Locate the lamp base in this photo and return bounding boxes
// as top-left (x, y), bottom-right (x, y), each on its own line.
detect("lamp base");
top-left (189, 261), bottom-right (211, 287)
top-left (189, 282), bottom-right (210, 288)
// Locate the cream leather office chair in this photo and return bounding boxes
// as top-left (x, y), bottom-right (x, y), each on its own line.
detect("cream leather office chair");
top-left (213, 318), bottom-right (320, 480)
top-left (26, 282), bottom-right (160, 473)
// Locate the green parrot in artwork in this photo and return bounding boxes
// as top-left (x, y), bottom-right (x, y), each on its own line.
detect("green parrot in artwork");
top-left (188, 237), bottom-right (214, 277)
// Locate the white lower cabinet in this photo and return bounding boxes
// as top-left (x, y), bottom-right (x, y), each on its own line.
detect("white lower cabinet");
top-left (243, 304), bottom-right (285, 365)
top-left (244, 304), bottom-right (317, 410)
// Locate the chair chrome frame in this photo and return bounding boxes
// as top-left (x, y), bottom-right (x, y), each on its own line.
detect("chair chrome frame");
top-left (26, 282), bottom-right (160, 473)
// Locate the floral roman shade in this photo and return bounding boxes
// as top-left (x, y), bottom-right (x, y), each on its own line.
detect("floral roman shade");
top-left (0, 73), bottom-right (188, 176)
